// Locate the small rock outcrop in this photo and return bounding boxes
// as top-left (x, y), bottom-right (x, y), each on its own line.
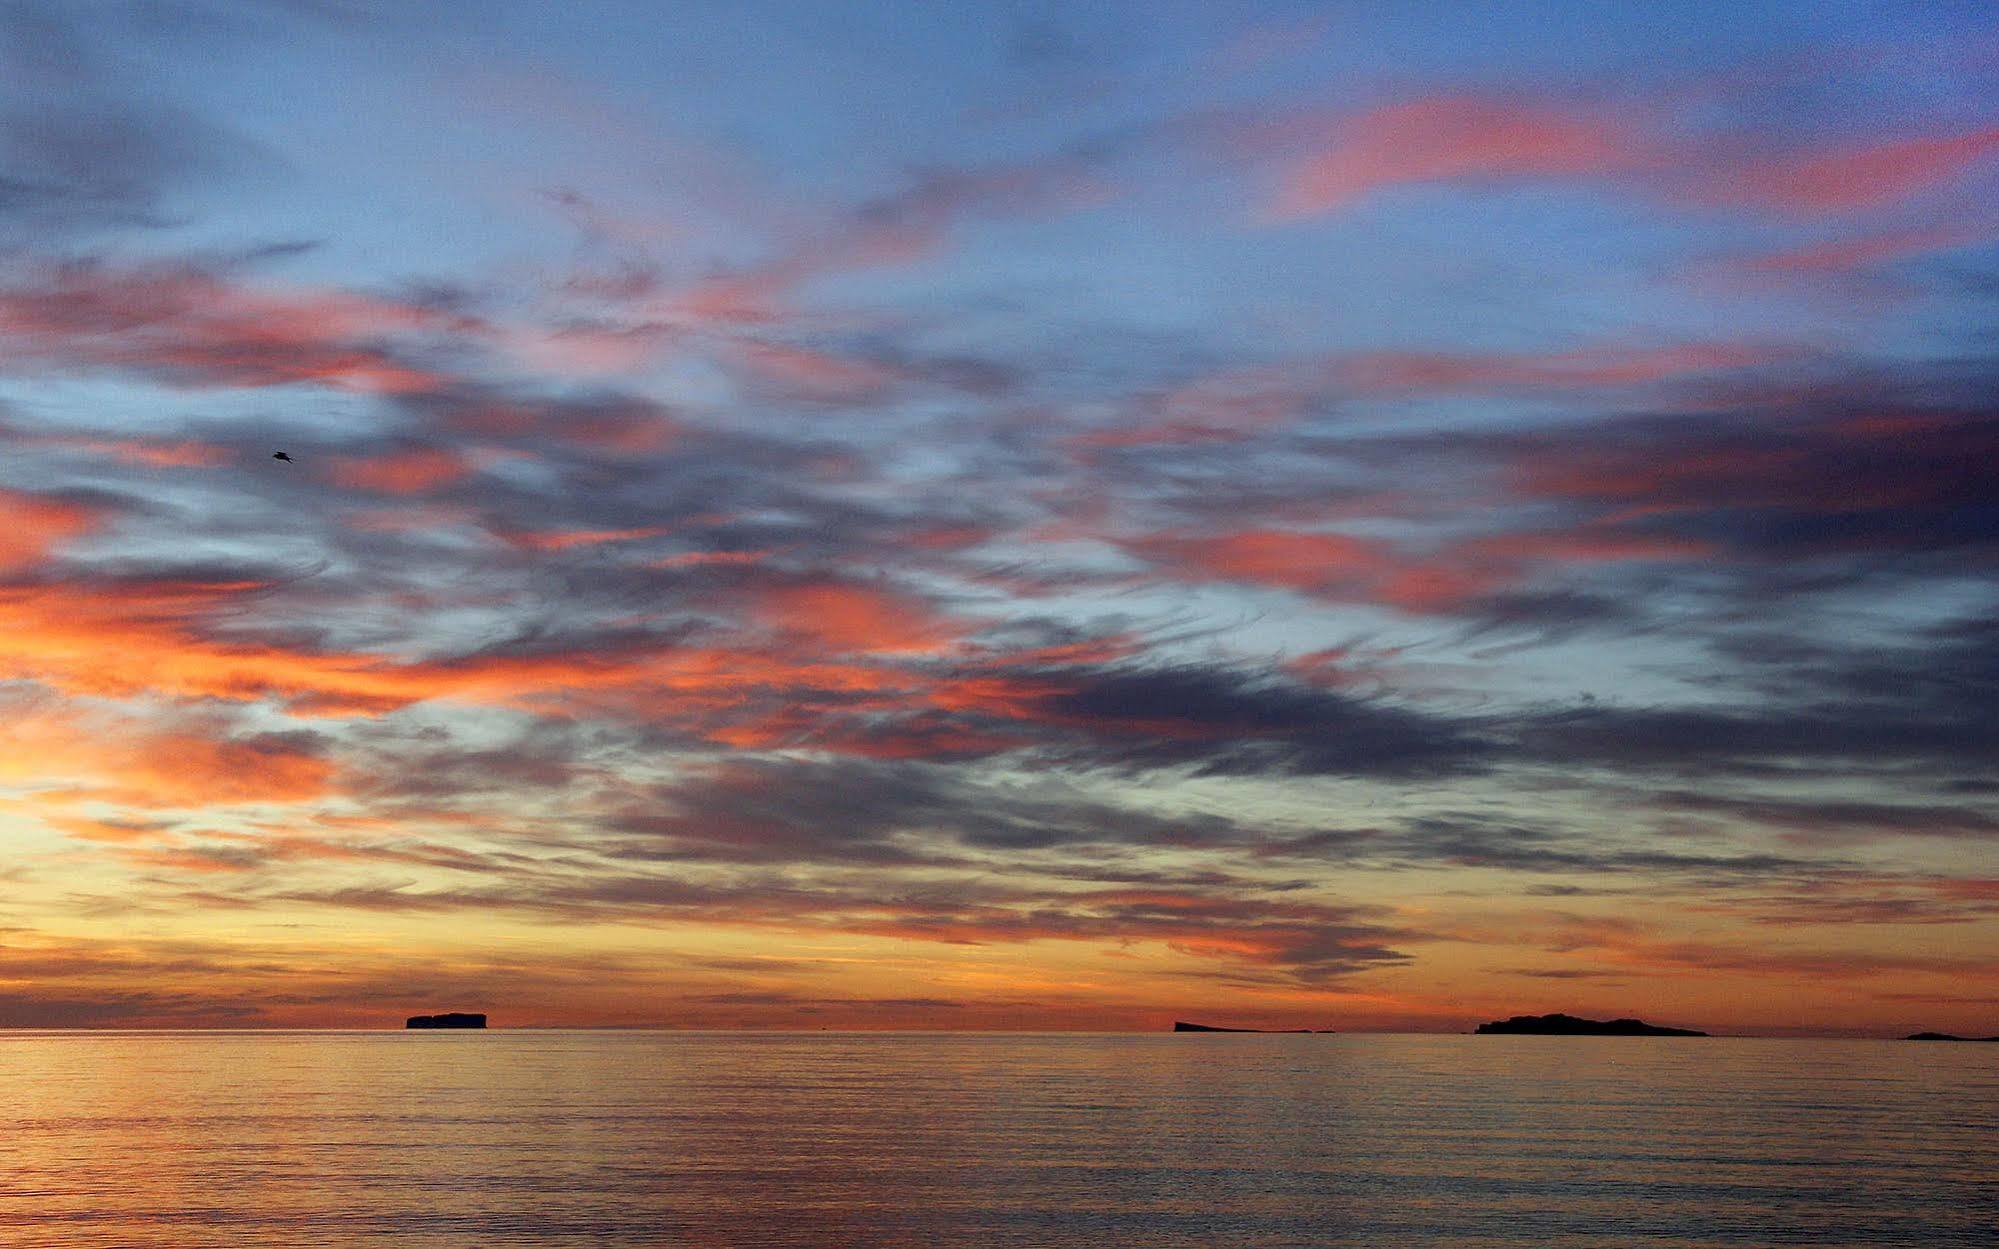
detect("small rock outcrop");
top-left (1475, 1012), bottom-right (1706, 1037)
top-left (405, 1011), bottom-right (487, 1029)
top-left (1172, 1021), bottom-right (1332, 1033)
top-left (1905, 1031), bottom-right (1999, 1042)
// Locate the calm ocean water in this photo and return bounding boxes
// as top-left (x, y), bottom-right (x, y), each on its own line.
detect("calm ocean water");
top-left (0, 1031), bottom-right (1993, 1247)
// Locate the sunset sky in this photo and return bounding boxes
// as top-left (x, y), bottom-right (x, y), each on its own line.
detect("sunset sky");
top-left (1, 0), bottom-right (1995, 1034)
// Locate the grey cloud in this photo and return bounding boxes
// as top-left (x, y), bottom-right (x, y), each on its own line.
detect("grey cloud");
top-left (0, 3), bottom-right (267, 240)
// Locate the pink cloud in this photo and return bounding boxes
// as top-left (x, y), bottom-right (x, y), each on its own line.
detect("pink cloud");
top-left (0, 428), bottom-right (233, 469)
top-left (1714, 126), bottom-right (1999, 215)
top-left (1263, 95), bottom-right (1640, 219)
top-left (1728, 224), bottom-right (1984, 275)
top-left (1342, 341), bottom-right (1786, 392)
top-left (1251, 92), bottom-right (1999, 222)
top-left (1070, 340), bottom-right (1785, 451)
top-left (326, 448), bottom-right (473, 495)
top-left (1127, 521), bottom-right (1712, 615)
top-left (731, 341), bottom-right (900, 401)
top-left (0, 263), bottom-right (460, 394)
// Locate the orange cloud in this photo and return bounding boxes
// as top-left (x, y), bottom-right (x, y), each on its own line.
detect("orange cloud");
top-left (327, 447), bottom-right (473, 495)
top-left (751, 582), bottom-right (969, 655)
top-left (0, 573), bottom-right (643, 716)
top-left (97, 828), bottom-right (495, 875)
top-left (647, 550), bottom-right (772, 570)
top-left (81, 440), bottom-right (233, 469)
top-left (0, 710), bottom-right (331, 808)
top-left (0, 565), bottom-right (993, 754)
top-left (37, 814), bottom-right (175, 843)
top-left (0, 490), bottom-right (100, 571)
top-left (495, 524), bottom-right (674, 552)
top-left (1540, 914), bottom-right (1999, 982)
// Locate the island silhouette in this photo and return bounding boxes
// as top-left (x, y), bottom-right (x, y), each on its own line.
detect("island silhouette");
top-left (405, 1011), bottom-right (487, 1029)
top-left (1475, 1012), bottom-right (1706, 1036)
top-left (1905, 1031), bottom-right (1999, 1042)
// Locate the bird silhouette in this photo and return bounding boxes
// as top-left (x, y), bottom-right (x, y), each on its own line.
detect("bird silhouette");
top-left (272, 452), bottom-right (293, 463)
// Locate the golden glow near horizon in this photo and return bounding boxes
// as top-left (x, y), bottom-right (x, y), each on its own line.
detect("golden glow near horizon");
top-left (1, 3), bottom-right (1996, 1036)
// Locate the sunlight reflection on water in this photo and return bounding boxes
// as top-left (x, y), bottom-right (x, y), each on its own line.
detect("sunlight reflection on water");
top-left (0, 1032), bottom-right (1993, 1247)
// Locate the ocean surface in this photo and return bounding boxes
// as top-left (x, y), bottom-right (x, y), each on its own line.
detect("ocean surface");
top-left (0, 1031), bottom-right (1993, 1247)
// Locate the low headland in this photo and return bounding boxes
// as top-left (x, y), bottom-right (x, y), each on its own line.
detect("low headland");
top-left (1905, 1031), bottom-right (1999, 1042)
top-left (1475, 1012), bottom-right (1707, 1036)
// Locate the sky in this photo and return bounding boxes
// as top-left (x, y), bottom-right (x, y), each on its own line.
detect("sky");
top-left (0, 0), bottom-right (1994, 1034)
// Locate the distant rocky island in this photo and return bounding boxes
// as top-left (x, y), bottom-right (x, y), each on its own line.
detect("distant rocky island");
top-left (1475, 1012), bottom-right (1707, 1037)
top-left (1905, 1031), bottom-right (1999, 1042)
top-left (1172, 1021), bottom-right (1334, 1033)
top-left (405, 1011), bottom-right (487, 1029)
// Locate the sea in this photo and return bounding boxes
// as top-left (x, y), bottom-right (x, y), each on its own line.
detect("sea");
top-left (0, 1031), bottom-right (1993, 1247)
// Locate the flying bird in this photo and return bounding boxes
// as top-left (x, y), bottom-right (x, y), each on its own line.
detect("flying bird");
top-left (272, 451), bottom-right (293, 463)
